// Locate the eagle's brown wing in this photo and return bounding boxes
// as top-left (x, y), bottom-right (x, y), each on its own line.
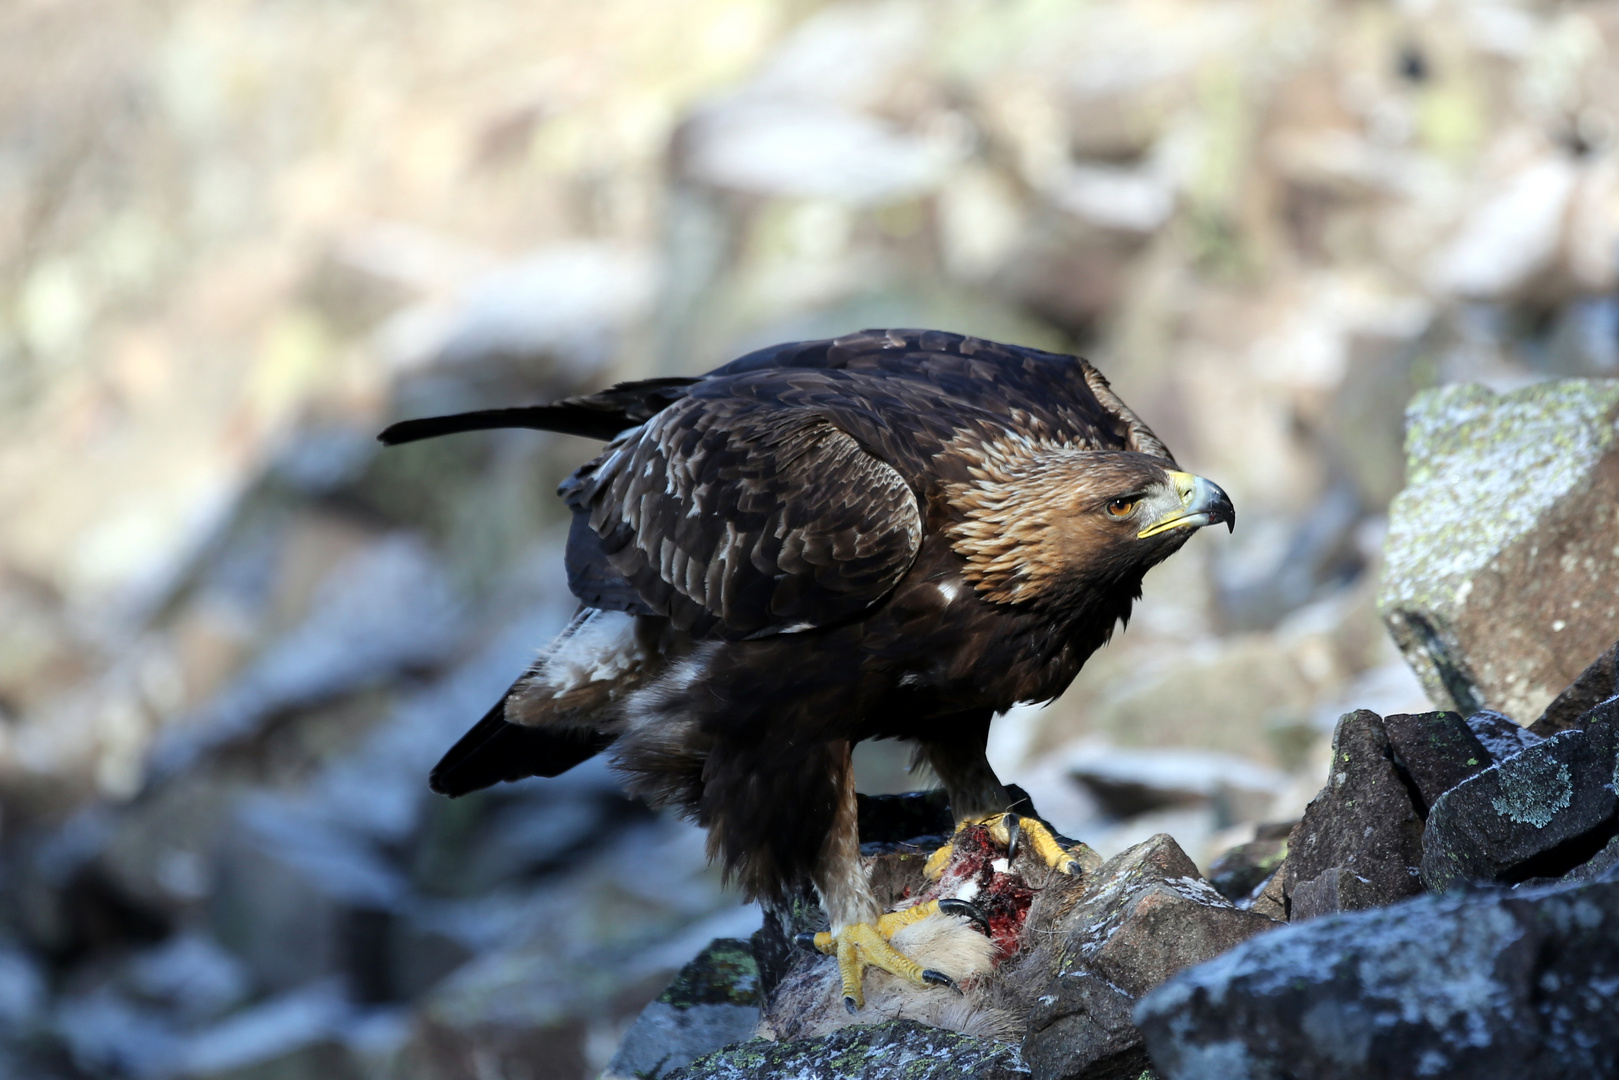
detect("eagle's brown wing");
top-left (713, 328), bottom-right (1175, 464)
top-left (560, 387), bottom-right (923, 640)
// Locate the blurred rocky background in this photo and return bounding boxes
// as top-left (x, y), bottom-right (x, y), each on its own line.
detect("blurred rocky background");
top-left (3, 0), bottom-right (1619, 1076)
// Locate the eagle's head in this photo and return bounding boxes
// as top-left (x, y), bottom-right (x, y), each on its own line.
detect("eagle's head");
top-left (947, 449), bottom-right (1234, 607)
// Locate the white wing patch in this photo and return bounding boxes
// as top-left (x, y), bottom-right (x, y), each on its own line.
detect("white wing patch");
top-left (504, 609), bottom-right (645, 723)
top-left (545, 609), bottom-right (642, 694)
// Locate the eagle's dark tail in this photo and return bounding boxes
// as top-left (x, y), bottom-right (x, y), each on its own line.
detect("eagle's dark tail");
top-left (377, 377), bottom-right (698, 446)
top-left (428, 697), bottom-right (616, 797)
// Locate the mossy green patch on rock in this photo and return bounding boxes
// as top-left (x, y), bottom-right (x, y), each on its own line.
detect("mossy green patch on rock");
top-left (658, 939), bottom-right (760, 1009)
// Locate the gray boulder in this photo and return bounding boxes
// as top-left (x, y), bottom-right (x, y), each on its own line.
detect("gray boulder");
top-left (1282, 711), bottom-right (1424, 920)
top-left (1021, 834), bottom-right (1274, 1079)
top-left (1135, 875), bottom-right (1619, 1079)
top-left (668, 1019), bottom-right (1029, 1080)
top-left (1379, 380), bottom-right (1619, 724)
top-left (1021, 971), bottom-right (1144, 1080)
top-left (1380, 711), bottom-right (1493, 811)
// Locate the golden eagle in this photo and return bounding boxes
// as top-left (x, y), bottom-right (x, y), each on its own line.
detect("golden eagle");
top-left (380, 329), bottom-right (1233, 1010)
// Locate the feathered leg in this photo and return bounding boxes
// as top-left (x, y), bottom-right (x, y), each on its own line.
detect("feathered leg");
top-left (805, 740), bottom-right (962, 1013)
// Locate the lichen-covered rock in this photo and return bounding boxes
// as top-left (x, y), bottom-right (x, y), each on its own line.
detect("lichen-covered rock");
top-left (1421, 712), bottom-right (1619, 893)
top-left (604, 938), bottom-right (762, 1080)
top-left (667, 1019), bottom-right (1030, 1080)
top-left (1020, 834), bottom-right (1273, 1079)
top-left (1379, 380), bottom-right (1619, 723)
top-left (1380, 711), bottom-right (1493, 812)
top-left (1134, 876), bottom-right (1619, 1080)
top-left (1282, 711), bottom-right (1423, 920)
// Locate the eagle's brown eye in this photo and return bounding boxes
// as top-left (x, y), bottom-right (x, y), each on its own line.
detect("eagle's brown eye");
top-left (1106, 498), bottom-right (1135, 517)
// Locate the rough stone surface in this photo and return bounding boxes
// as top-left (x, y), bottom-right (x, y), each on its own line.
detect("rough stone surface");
top-left (1020, 834), bottom-right (1273, 1078)
top-left (1564, 834), bottom-right (1619, 883)
top-left (1245, 870), bottom-right (1287, 923)
top-left (1465, 711), bottom-right (1544, 762)
top-left (1044, 835), bottom-right (1278, 1000)
top-left (1421, 712), bottom-right (1619, 892)
top-left (1021, 972), bottom-right (1147, 1080)
top-left (1381, 711), bottom-right (1493, 813)
top-left (667, 1019), bottom-right (1029, 1080)
top-left (1282, 711), bottom-right (1424, 919)
top-left (1379, 380), bottom-right (1619, 723)
top-left (1532, 638), bottom-right (1619, 737)
top-left (604, 939), bottom-right (761, 1080)
top-left (1135, 877), bottom-right (1619, 1080)
top-left (1206, 824), bottom-right (1290, 903)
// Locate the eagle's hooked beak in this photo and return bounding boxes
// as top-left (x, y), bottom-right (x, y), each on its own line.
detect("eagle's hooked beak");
top-left (1138, 471), bottom-right (1235, 539)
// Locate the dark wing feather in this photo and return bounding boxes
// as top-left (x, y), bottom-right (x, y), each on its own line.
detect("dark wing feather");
top-left (561, 389), bottom-right (923, 640)
top-left (377, 377), bottom-right (697, 445)
top-left (429, 696), bottom-right (615, 796)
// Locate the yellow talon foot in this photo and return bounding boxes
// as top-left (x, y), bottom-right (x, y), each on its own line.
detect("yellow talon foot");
top-left (923, 841), bottom-right (955, 880)
top-left (806, 919), bottom-right (963, 1012)
top-left (927, 812), bottom-right (1099, 878)
top-left (806, 897), bottom-right (988, 953)
top-left (984, 812), bottom-right (1087, 873)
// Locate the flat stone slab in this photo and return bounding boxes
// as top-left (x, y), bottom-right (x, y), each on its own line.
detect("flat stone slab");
top-left (1532, 637), bottom-right (1619, 736)
top-left (1465, 710), bottom-right (1543, 762)
top-left (1135, 876), bottom-right (1619, 1080)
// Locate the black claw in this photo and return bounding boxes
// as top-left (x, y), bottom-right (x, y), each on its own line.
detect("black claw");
top-left (1004, 813), bottom-right (1022, 861)
top-left (921, 969), bottom-right (963, 995)
top-left (937, 897), bottom-right (991, 935)
top-left (1065, 859), bottom-right (1082, 876)
top-left (844, 995), bottom-right (859, 1015)
top-left (795, 932), bottom-right (820, 950)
